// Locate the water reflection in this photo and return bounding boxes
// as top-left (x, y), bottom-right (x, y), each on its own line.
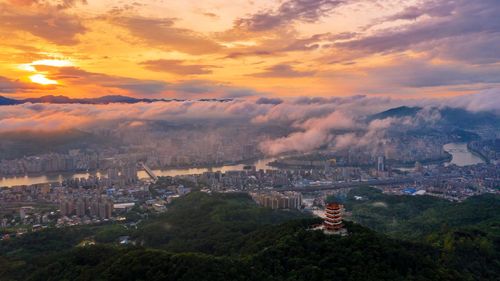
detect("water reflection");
top-left (0, 159), bottom-right (275, 188)
top-left (443, 143), bottom-right (485, 167)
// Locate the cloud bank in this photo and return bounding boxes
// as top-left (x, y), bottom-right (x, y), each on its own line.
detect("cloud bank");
top-left (1, 89), bottom-right (498, 155)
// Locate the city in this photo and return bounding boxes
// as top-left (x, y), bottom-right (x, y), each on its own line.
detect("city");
top-left (0, 0), bottom-right (499, 280)
top-left (1, 139), bottom-right (498, 236)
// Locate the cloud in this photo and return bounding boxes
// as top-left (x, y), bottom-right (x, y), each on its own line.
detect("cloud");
top-left (0, 76), bottom-right (38, 93)
top-left (32, 65), bottom-right (266, 98)
top-left (0, 90), bottom-right (498, 156)
top-left (449, 88), bottom-right (500, 113)
top-left (0, 100), bottom-right (268, 132)
top-left (365, 58), bottom-right (500, 88)
top-left (251, 64), bottom-right (315, 78)
top-left (259, 110), bottom-right (358, 155)
top-left (112, 16), bottom-right (222, 55)
top-left (166, 80), bottom-right (262, 98)
top-left (43, 66), bottom-right (168, 95)
top-left (255, 97), bottom-right (283, 105)
top-left (0, 3), bottom-right (86, 45)
top-left (223, 32), bottom-right (335, 60)
top-left (335, 0), bottom-right (500, 64)
top-left (234, 0), bottom-right (346, 32)
top-left (140, 60), bottom-right (214, 75)
top-left (8, 0), bottom-right (88, 9)
top-left (202, 12), bottom-right (219, 19)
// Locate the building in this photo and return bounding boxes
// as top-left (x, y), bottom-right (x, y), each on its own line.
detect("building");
top-left (60, 198), bottom-right (74, 217)
top-left (251, 191), bottom-right (302, 210)
top-left (323, 203), bottom-right (344, 233)
top-left (98, 199), bottom-right (113, 219)
top-left (19, 206), bottom-right (35, 220)
top-left (76, 199), bottom-right (86, 217)
top-left (377, 156), bottom-right (385, 172)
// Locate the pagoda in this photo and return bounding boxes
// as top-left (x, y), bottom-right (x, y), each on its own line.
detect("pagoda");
top-left (323, 203), bottom-right (344, 233)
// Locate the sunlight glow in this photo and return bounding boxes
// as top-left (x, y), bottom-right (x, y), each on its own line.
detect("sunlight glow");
top-left (31, 59), bottom-right (73, 67)
top-left (29, 74), bottom-right (58, 85)
top-left (18, 59), bottom-right (73, 72)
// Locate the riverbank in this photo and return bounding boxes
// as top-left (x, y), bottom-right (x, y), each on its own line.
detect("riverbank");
top-left (466, 143), bottom-right (490, 164)
top-left (0, 157), bottom-right (277, 188)
top-left (443, 142), bottom-right (486, 166)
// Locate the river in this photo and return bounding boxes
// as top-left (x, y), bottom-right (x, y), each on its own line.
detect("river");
top-left (0, 158), bottom-right (277, 188)
top-left (443, 142), bottom-right (485, 167)
top-left (0, 143), bottom-right (485, 188)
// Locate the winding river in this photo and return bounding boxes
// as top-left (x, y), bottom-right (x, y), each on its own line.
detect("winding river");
top-left (443, 142), bottom-right (485, 166)
top-left (0, 158), bottom-right (276, 188)
top-left (0, 143), bottom-right (486, 188)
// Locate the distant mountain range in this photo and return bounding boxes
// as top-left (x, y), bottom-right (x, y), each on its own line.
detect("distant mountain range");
top-left (0, 95), bottom-right (233, 105)
top-left (370, 105), bottom-right (499, 128)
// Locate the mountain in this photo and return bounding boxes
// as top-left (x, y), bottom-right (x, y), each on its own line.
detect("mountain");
top-left (370, 106), bottom-right (500, 129)
top-left (0, 95), bottom-right (21, 105)
top-left (369, 106), bottom-right (422, 121)
top-left (0, 95), bottom-right (234, 105)
top-left (439, 107), bottom-right (500, 128)
top-left (0, 129), bottom-right (120, 159)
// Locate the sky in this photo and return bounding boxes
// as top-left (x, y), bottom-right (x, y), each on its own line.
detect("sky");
top-left (0, 0), bottom-right (499, 99)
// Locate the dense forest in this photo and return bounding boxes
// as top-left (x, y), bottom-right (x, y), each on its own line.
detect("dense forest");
top-left (334, 186), bottom-right (500, 239)
top-left (1, 191), bottom-right (499, 280)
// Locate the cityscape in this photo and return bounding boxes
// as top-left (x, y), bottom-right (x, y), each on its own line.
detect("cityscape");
top-left (0, 0), bottom-right (499, 280)
top-left (1, 137), bottom-right (498, 232)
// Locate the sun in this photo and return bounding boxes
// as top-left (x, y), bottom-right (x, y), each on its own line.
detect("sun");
top-left (29, 74), bottom-right (58, 85)
top-left (19, 59), bottom-right (73, 85)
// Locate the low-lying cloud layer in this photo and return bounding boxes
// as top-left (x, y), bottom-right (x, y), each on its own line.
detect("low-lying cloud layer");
top-left (1, 89), bottom-right (498, 155)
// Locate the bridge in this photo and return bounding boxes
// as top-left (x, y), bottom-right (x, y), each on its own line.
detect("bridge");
top-left (140, 162), bottom-right (158, 182)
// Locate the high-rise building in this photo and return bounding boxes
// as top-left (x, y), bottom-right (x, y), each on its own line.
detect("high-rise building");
top-left (76, 199), bottom-right (86, 217)
top-left (60, 198), bottom-right (74, 217)
top-left (251, 192), bottom-right (302, 210)
top-left (377, 156), bottom-right (385, 172)
top-left (98, 199), bottom-right (113, 219)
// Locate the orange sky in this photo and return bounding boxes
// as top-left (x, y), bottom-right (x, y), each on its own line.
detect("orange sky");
top-left (0, 0), bottom-right (499, 99)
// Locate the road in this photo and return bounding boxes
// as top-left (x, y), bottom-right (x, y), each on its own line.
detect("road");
top-left (277, 175), bottom-right (455, 192)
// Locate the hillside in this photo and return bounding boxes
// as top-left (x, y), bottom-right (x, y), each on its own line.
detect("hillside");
top-left (2, 221), bottom-right (470, 281)
top-left (1, 192), bottom-right (499, 280)
top-left (370, 106), bottom-right (500, 129)
top-left (337, 186), bottom-right (500, 239)
top-left (0, 129), bottom-right (119, 159)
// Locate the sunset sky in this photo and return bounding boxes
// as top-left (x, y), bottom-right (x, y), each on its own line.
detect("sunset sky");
top-left (1, 0), bottom-right (499, 99)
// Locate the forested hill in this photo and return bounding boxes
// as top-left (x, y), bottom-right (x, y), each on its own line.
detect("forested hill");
top-left (2, 221), bottom-right (470, 281)
top-left (1, 192), bottom-right (499, 280)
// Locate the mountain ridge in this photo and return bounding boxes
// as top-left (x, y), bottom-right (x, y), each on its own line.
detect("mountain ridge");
top-left (0, 95), bottom-right (234, 105)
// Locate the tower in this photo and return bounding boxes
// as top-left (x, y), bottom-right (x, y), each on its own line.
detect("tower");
top-left (324, 203), bottom-right (344, 232)
top-left (377, 156), bottom-right (385, 172)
